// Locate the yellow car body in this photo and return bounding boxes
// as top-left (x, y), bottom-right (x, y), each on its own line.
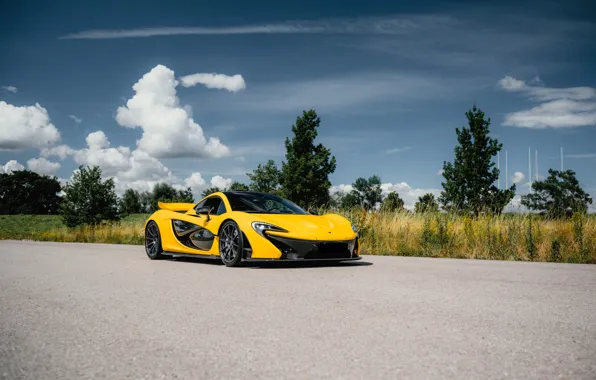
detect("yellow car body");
top-left (143, 191), bottom-right (360, 266)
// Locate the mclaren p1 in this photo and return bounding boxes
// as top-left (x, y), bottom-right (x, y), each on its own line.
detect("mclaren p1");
top-left (143, 191), bottom-right (361, 266)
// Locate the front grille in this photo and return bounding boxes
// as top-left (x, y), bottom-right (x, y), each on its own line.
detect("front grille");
top-left (305, 242), bottom-right (352, 259)
top-left (265, 234), bottom-right (357, 260)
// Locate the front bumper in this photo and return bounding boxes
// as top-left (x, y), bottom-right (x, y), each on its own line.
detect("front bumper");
top-left (247, 234), bottom-right (361, 261)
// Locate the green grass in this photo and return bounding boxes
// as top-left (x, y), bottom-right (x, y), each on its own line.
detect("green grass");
top-left (0, 214), bottom-right (150, 244)
top-left (1, 212), bottom-right (594, 263)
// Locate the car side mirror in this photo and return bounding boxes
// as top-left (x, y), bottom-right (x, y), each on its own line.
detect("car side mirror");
top-left (308, 209), bottom-right (318, 215)
top-left (196, 206), bottom-right (212, 221)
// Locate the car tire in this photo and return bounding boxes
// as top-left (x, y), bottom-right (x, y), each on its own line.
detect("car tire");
top-left (145, 220), bottom-right (166, 260)
top-left (219, 220), bottom-right (244, 267)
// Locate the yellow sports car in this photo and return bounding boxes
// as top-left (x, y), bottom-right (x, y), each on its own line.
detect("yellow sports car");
top-left (144, 190), bottom-right (361, 267)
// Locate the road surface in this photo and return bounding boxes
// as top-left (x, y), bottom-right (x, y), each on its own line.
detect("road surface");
top-left (1, 240), bottom-right (595, 379)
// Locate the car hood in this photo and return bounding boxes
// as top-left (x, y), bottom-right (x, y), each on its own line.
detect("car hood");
top-left (250, 213), bottom-right (355, 241)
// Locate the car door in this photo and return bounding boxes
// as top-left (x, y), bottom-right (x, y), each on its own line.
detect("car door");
top-left (191, 195), bottom-right (228, 255)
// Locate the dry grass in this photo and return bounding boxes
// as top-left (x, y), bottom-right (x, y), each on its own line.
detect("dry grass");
top-left (1, 211), bottom-right (594, 263)
top-left (338, 209), bottom-right (596, 264)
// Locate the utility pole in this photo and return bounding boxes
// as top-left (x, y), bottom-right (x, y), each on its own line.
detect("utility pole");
top-left (497, 151), bottom-right (500, 189)
top-left (528, 147), bottom-right (532, 191)
top-left (505, 150), bottom-right (508, 189)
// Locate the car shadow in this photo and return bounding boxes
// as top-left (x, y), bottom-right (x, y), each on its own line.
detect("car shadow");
top-left (166, 256), bottom-right (373, 269)
top-left (244, 260), bottom-right (374, 269)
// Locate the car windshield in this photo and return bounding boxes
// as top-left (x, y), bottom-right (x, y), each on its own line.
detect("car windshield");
top-left (224, 192), bottom-right (308, 214)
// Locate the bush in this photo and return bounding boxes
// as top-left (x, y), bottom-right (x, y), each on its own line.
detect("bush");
top-left (60, 166), bottom-right (120, 228)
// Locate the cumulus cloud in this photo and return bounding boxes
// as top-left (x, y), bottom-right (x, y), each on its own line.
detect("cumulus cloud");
top-left (511, 171), bottom-right (525, 184)
top-left (115, 64), bottom-right (230, 159)
top-left (0, 101), bottom-right (60, 149)
top-left (183, 172), bottom-right (206, 189)
top-left (72, 131), bottom-right (132, 175)
top-left (2, 86), bottom-right (17, 94)
top-left (41, 144), bottom-right (76, 160)
top-left (498, 76), bottom-right (596, 128)
top-left (26, 157), bottom-right (61, 176)
top-left (69, 114), bottom-right (82, 123)
top-left (0, 160), bottom-right (25, 174)
top-left (330, 184), bottom-right (354, 195)
top-left (179, 73), bottom-right (246, 92)
top-left (210, 175), bottom-right (233, 190)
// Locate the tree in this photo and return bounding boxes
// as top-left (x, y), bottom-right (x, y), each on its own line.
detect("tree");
top-left (139, 191), bottom-right (153, 213)
top-left (381, 191), bottom-right (405, 212)
top-left (201, 186), bottom-right (220, 198)
top-left (351, 175), bottom-right (383, 210)
top-left (247, 160), bottom-right (281, 194)
top-left (150, 183), bottom-right (194, 211)
top-left (60, 166), bottom-right (120, 228)
top-left (119, 189), bottom-right (142, 215)
top-left (0, 170), bottom-right (62, 215)
top-left (439, 105), bottom-right (515, 216)
top-left (229, 181), bottom-right (249, 191)
top-left (280, 109), bottom-right (337, 208)
top-left (521, 169), bottom-right (592, 218)
top-left (200, 181), bottom-right (248, 198)
top-left (415, 193), bottom-right (439, 213)
top-left (340, 191), bottom-right (362, 209)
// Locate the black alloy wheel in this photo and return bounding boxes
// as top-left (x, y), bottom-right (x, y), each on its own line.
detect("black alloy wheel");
top-left (145, 221), bottom-right (165, 260)
top-left (219, 221), bottom-right (244, 267)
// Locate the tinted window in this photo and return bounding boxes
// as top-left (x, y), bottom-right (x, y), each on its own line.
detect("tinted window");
top-left (224, 192), bottom-right (307, 214)
top-left (195, 196), bottom-right (226, 216)
top-left (216, 201), bottom-right (227, 215)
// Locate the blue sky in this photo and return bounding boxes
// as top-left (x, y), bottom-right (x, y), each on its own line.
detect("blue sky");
top-left (1, 0), bottom-right (595, 209)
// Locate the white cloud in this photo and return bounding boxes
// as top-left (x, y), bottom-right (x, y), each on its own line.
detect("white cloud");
top-left (69, 114), bottom-right (82, 123)
top-left (385, 146), bottom-right (411, 154)
top-left (230, 72), bottom-right (455, 113)
top-left (564, 153), bottom-right (596, 159)
top-left (498, 76), bottom-right (527, 91)
top-left (436, 169), bottom-right (444, 176)
top-left (0, 160), bottom-right (25, 174)
top-left (115, 64), bottom-right (230, 159)
top-left (179, 73), bottom-right (246, 92)
top-left (2, 86), bottom-right (17, 94)
top-left (41, 144), bottom-right (76, 160)
top-left (210, 175), bottom-right (233, 190)
top-left (59, 15), bottom-right (434, 39)
top-left (0, 101), bottom-right (60, 150)
top-left (27, 157), bottom-right (61, 176)
top-left (330, 184), bottom-right (354, 195)
top-left (73, 131), bottom-right (132, 175)
top-left (116, 149), bottom-right (172, 183)
top-left (498, 76), bottom-right (596, 129)
top-left (183, 172), bottom-right (206, 189)
top-left (380, 182), bottom-right (441, 211)
top-left (511, 171), bottom-right (525, 184)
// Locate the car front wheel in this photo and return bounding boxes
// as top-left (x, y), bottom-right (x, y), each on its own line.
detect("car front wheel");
top-left (145, 221), bottom-right (165, 260)
top-left (219, 220), bottom-right (243, 267)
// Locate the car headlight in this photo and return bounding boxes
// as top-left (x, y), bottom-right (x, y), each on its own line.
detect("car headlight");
top-left (351, 224), bottom-right (358, 233)
top-left (252, 222), bottom-right (288, 237)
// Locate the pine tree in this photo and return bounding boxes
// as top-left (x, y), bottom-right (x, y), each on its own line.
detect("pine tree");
top-left (439, 105), bottom-right (515, 216)
top-left (280, 109), bottom-right (336, 208)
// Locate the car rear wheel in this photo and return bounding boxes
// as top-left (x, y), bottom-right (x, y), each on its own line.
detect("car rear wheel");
top-left (145, 221), bottom-right (165, 260)
top-left (219, 220), bottom-right (243, 267)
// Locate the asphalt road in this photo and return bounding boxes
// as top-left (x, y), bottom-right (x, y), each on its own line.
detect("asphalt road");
top-left (1, 240), bottom-right (595, 379)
